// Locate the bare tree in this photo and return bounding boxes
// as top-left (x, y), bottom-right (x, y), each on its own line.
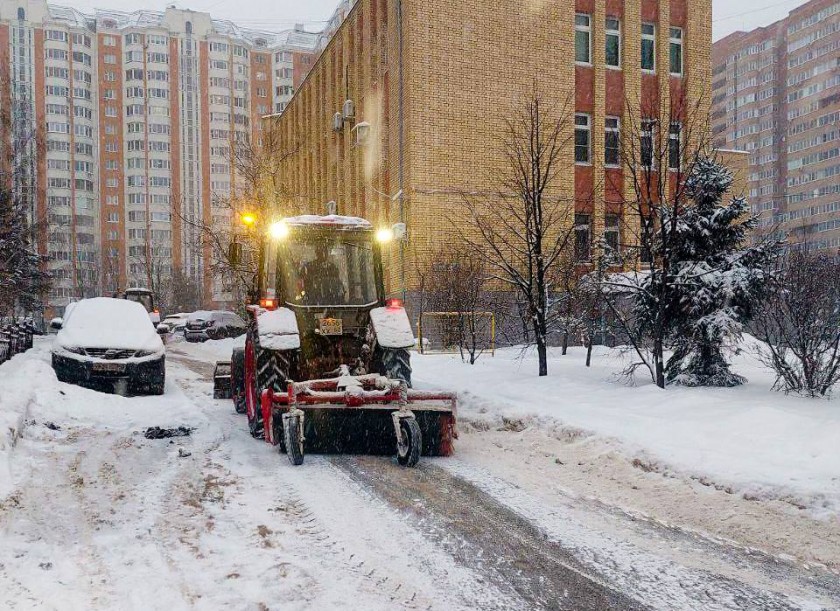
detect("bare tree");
top-left (177, 122), bottom-right (302, 305)
top-left (420, 247), bottom-right (495, 364)
top-left (460, 85), bottom-right (576, 376)
top-left (754, 248), bottom-right (840, 397)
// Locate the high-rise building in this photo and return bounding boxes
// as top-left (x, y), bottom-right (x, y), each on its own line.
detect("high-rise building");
top-left (711, 0), bottom-right (840, 252)
top-left (0, 1), bottom-right (318, 314)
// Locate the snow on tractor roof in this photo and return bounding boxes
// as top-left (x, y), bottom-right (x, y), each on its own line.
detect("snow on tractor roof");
top-left (284, 215), bottom-right (373, 229)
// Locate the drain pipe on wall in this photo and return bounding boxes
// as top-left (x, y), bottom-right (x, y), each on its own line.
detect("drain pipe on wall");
top-left (396, 0), bottom-right (406, 302)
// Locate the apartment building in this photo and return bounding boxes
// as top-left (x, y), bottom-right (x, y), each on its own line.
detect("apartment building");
top-left (266, 0), bottom-right (713, 299)
top-left (712, 0), bottom-right (840, 252)
top-left (0, 1), bottom-right (318, 314)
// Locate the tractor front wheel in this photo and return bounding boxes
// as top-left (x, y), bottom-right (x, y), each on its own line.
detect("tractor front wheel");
top-left (283, 411), bottom-right (305, 466)
top-left (396, 417), bottom-right (422, 467)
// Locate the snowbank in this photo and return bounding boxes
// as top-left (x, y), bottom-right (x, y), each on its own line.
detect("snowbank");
top-left (173, 335), bottom-right (246, 363)
top-left (413, 345), bottom-right (840, 520)
top-left (0, 343), bottom-right (55, 497)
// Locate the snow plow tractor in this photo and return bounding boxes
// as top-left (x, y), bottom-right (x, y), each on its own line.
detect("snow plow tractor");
top-left (215, 214), bottom-right (457, 467)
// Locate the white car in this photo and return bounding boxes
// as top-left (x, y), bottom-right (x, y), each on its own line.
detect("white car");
top-left (160, 313), bottom-right (190, 335)
top-left (51, 297), bottom-right (167, 395)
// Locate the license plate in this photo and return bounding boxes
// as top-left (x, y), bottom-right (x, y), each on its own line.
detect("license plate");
top-left (92, 362), bottom-right (126, 373)
top-left (319, 318), bottom-right (343, 336)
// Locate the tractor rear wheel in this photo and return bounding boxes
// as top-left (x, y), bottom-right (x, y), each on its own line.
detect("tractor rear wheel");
top-left (231, 348), bottom-right (246, 414)
top-left (375, 346), bottom-right (413, 388)
top-left (244, 338), bottom-right (264, 438)
top-left (396, 417), bottom-right (422, 467)
top-left (283, 412), bottom-right (304, 466)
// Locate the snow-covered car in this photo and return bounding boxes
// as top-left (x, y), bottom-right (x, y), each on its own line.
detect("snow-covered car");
top-left (51, 297), bottom-right (166, 395)
top-left (160, 313), bottom-right (189, 335)
top-left (184, 310), bottom-right (248, 343)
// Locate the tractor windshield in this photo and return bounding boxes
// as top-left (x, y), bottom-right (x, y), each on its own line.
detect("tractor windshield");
top-left (125, 291), bottom-right (154, 312)
top-left (275, 234), bottom-right (378, 307)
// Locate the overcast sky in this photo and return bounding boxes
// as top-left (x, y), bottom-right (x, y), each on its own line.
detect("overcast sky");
top-left (67, 0), bottom-right (807, 41)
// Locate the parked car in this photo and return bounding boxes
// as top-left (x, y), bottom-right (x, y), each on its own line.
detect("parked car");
top-left (51, 297), bottom-right (167, 395)
top-left (185, 310), bottom-right (248, 342)
top-left (160, 313), bottom-right (190, 335)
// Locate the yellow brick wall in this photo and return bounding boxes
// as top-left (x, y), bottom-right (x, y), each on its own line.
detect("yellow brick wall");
top-left (266, 0), bottom-right (713, 296)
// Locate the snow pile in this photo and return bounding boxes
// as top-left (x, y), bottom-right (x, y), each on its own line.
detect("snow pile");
top-left (284, 214), bottom-right (372, 228)
top-left (413, 345), bottom-right (840, 520)
top-left (174, 335), bottom-right (245, 363)
top-left (257, 308), bottom-right (300, 350)
top-left (0, 344), bottom-right (55, 497)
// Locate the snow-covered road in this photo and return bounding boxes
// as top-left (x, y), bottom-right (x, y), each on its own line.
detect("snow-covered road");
top-left (0, 339), bottom-right (837, 610)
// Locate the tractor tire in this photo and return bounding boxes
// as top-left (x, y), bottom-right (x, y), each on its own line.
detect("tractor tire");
top-left (231, 348), bottom-right (246, 414)
top-left (247, 329), bottom-right (295, 439)
top-left (396, 417), bottom-right (422, 467)
top-left (375, 346), bottom-right (413, 388)
top-left (283, 412), bottom-right (304, 466)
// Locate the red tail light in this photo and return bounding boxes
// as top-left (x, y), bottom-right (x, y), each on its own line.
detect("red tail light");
top-left (386, 298), bottom-right (403, 310)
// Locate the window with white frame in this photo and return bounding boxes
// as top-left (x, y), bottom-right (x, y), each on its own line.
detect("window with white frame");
top-left (604, 215), bottom-right (621, 259)
top-left (641, 119), bottom-right (656, 167)
top-left (575, 14), bottom-right (591, 64)
top-left (575, 114), bottom-right (592, 164)
top-left (575, 214), bottom-right (592, 262)
top-left (606, 17), bottom-right (621, 68)
top-left (669, 122), bottom-right (682, 170)
top-left (669, 27), bottom-right (683, 75)
top-left (641, 23), bottom-right (656, 71)
top-left (605, 116), bottom-right (621, 166)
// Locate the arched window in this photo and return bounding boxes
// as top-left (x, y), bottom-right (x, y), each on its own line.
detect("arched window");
top-left (17, 7), bottom-right (25, 20)
top-left (185, 21), bottom-right (192, 35)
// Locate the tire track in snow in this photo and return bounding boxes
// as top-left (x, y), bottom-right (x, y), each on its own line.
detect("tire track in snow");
top-left (173, 357), bottom-right (521, 611)
top-left (440, 458), bottom-right (838, 611)
top-left (331, 455), bottom-right (642, 611)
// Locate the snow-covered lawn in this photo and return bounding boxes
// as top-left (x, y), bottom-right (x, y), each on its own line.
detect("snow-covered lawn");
top-left (413, 344), bottom-right (840, 521)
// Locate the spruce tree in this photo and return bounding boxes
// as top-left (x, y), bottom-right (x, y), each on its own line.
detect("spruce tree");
top-left (664, 156), bottom-right (779, 386)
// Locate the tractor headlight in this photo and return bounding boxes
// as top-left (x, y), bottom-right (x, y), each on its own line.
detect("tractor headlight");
top-left (376, 227), bottom-right (394, 243)
top-left (269, 221), bottom-right (289, 240)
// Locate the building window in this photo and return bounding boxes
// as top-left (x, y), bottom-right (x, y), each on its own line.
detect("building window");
top-left (604, 215), bottom-right (621, 260)
top-left (641, 119), bottom-right (656, 168)
top-left (669, 122), bottom-right (682, 170)
top-left (605, 116), bottom-right (621, 166)
top-left (605, 17), bottom-right (621, 68)
top-left (575, 214), bottom-right (592, 262)
top-left (575, 14), bottom-right (591, 64)
top-left (107, 213), bottom-right (119, 223)
top-left (641, 23), bottom-right (656, 72)
top-left (669, 27), bottom-right (683, 76)
top-left (575, 113), bottom-right (591, 164)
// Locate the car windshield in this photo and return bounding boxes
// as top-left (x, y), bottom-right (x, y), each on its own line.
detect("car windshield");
top-left (273, 235), bottom-right (377, 307)
top-left (126, 292), bottom-right (153, 312)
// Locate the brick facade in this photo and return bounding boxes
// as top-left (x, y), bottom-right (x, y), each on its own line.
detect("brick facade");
top-left (268, 0), bottom-right (713, 297)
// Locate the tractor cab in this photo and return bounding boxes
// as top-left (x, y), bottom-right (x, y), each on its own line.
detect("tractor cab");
top-left (263, 215), bottom-right (384, 311)
top-left (256, 215), bottom-right (393, 381)
top-left (119, 287), bottom-right (161, 325)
